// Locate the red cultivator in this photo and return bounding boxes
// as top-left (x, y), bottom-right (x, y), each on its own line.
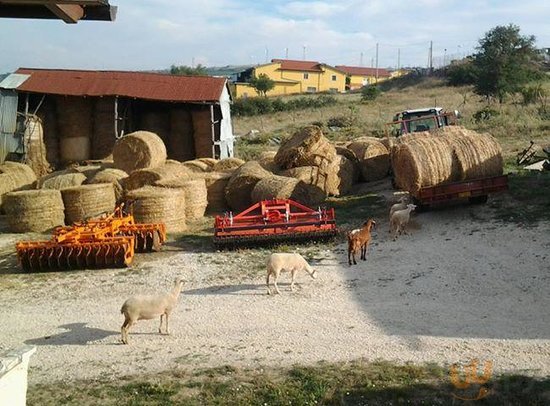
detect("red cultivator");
top-left (213, 199), bottom-right (337, 248)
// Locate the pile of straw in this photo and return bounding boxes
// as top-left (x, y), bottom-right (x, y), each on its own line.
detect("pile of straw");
top-left (125, 186), bottom-right (186, 233)
top-left (182, 159), bottom-right (211, 173)
top-left (274, 126), bottom-right (336, 170)
top-left (326, 154), bottom-right (356, 196)
top-left (62, 183), bottom-right (116, 224)
top-left (155, 178), bottom-right (207, 220)
top-left (169, 108), bottom-right (195, 161)
top-left (92, 97), bottom-right (117, 160)
top-left (251, 175), bottom-right (311, 204)
top-left (347, 138), bottom-right (390, 182)
top-left (87, 168), bottom-right (128, 201)
top-left (192, 109), bottom-right (214, 157)
top-left (3, 189), bottom-right (65, 232)
top-left (213, 158), bottom-right (245, 172)
top-left (203, 172), bottom-right (231, 212)
top-left (198, 158), bottom-right (218, 168)
top-left (39, 169), bottom-right (87, 190)
top-left (23, 115), bottom-right (51, 177)
top-left (113, 131), bottom-right (167, 173)
top-left (124, 162), bottom-right (190, 191)
top-left (225, 161), bottom-right (272, 211)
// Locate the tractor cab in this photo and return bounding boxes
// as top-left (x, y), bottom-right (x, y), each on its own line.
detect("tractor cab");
top-left (388, 107), bottom-right (459, 137)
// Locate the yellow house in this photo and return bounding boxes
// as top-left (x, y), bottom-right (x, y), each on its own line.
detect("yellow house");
top-left (335, 65), bottom-right (391, 90)
top-left (233, 59), bottom-right (347, 98)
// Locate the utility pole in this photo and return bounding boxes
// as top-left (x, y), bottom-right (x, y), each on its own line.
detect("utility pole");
top-left (397, 48), bottom-right (401, 72)
top-left (302, 45), bottom-right (306, 60)
top-left (375, 42), bottom-right (379, 83)
top-left (285, 47), bottom-right (289, 59)
top-left (360, 52), bottom-right (364, 66)
top-left (371, 57), bottom-right (374, 68)
top-left (428, 41), bottom-right (433, 73)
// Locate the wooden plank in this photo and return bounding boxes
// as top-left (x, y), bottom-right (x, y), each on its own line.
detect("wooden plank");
top-left (1, 1), bottom-right (107, 5)
top-left (45, 3), bottom-right (83, 23)
top-left (0, 4), bottom-right (117, 21)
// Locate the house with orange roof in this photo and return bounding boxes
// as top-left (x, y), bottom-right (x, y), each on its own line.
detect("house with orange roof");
top-left (335, 65), bottom-right (392, 90)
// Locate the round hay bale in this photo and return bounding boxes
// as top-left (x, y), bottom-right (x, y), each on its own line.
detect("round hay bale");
top-left (274, 125), bottom-right (337, 170)
top-left (212, 157), bottom-right (245, 172)
top-left (251, 175), bottom-right (312, 204)
top-left (71, 164), bottom-right (102, 179)
top-left (124, 162), bottom-right (191, 191)
top-left (392, 134), bottom-right (455, 193)
top-left (87, 168), bottom-right (129, 201)
top-left (326, 154), bottom-right (356, 196)
top-left (225, 161), bottom-right (272, 212)
top-left (197, 158), bottom-right (218, 168)
top-left (378, 137), bottom-right (397, 154)
top-left (347, 138), bottom-right (390, 182)
top-left (278, 166), bottom-right (327, 204)
top-left (59, 136), bottom-right (91, 162)
top-left (0, 173), bottom-right (16, 210)
top-left (182, 159), bottom-right (211, 173)
top-left (155, 178), bottom-right (207, 220)
top-left (203, 172), bottom-right (231, 212)
top-left (112, 131), bottom-right (167, 173)
top-left (61, 183), bottom-right (116, 224)
top-left (0, 161), bottom-right (37, 189)
top-left (125, 186), bottom-right (186, 233)
top-left (39, 169), bottom-right (87, 190)
top-left (3, 189), bottom-right (65, 232)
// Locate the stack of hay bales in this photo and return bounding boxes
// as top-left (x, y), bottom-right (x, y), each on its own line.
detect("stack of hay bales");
top-left (347, 137), bottom-right (390, 182)
top-left (125, 186), bottom-right (187, 233)
top-left (155, 178), bottom-right (208, 221)
top-left (182, 159), bottom-right (211, 173)
top-left (3, 189), bottom-right (65, 232)
top-left (37, 99), bottom-right (60, 166)
top-left (124, 161), bottom-right (190, 191)
top-left (198, 158), bottom-right (218, 169)
top-left (203, 172), bottom-right (231, 212)
top-left (87, 168), bottom-right (129, 201)
top-left (326, 154), bottom-right (356, 196)
top-left (392, 127), bottom-right (503, 193)
top-left (213, 158), bottom-right (245, 172)
top-left (274, 126), bottom-right (336, 170)
top-left (0, 162), bottom-right (38, 209)
top-left (258, 150), bottom-right (279, 172)
top-left (169, 108), bottom-right (195, 161)
top-left (225, 161), bottom-right (272, 212)
top-left (61, 183), bottom-right (116, 224)
top-left (92, 97), bottom-right (117, 160)
top-left (279, 166), bottom-right (327, 204)
top-left (251, 175), bottom-right (316, 205)
top-left (23, 115), bottom-right (51, 177)
top-left (39, 169), bottom-right (87, 190)
top-left (113, 131), bottom-right (167, 173)
top-left (56, 96), bottom-right (93, 163)
top-left (192, 109), bottom-right (213, 158)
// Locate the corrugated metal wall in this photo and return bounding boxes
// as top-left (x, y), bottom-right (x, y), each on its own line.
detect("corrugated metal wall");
top-left (0, 89), bottom-right (19, 163)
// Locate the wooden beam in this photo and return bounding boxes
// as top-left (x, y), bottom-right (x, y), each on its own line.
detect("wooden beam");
top-left (45, 3), bottom-right (83, 23)
top-left (0, 4), bottom-right (117, 21)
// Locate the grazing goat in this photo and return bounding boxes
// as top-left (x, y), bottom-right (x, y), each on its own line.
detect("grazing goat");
top-left (389, 196), bottom-right (409, 219)
top-left (389, 204), bottom-right (416, 240)
top-left (266, 253), bottom-right (317, 295)
top-left (120, 278), bottom-right (184, 344)
top-left (347, 219), bottom-right (376, 266)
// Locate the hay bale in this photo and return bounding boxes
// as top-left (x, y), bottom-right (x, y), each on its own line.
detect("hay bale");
top-left (113, 131), bottom-right (167, 173)
top-left (87, 168), bottom-right (128, 201)
top-left (36, 99), bottom-right (60, 166)
top-left (0, 161), bottom-right (37, 188)
top-left (347, 138), bottom-right (390, 182)
top-left (251, 175), bottom-right (311, 204)
top-left (192, 109), bottom-right (213, 158)
top-left (3, 189), bottom-right (65, 232)
top-left (225, 161), bottom-right (272, 212)
top-left (274, 126), bottom-right (337, 170)
top-left (212, 157), bottom-right (244, 172)
top-left (125, 186), bottom-right (186, 233)
top-left (124, 162), bottom-right (191, 191)
top-left (203, 172), bottom-right (231, 212)
top-left (155, 178), bottom-right (207, 220)
top-left (182, 159), bottom-right (211, 173)
top-left (198, 158), bottom-right (218, 168)
top-left (59, 136), bottom-right (91, 162)
top-left (278, 166), bottom-right (327, 204)
top-left (23, 115), bottom-right (51, 177)
top-left (92, 97), bottom-right (117, 160)
top-left (257, 150), bottom-right (279, 172)
top-left (39, 169), bottom-right (87, 190)
top-left (326, 154), bottom-right (356, 196)
top-left (0, 174), bottom-right (16, 210)
top-left (61, 183), bottom-right (116, 224)
top-left (72, 164), bottom-right (103, 179)
top-left (169, 108), bottom-right (195, 161)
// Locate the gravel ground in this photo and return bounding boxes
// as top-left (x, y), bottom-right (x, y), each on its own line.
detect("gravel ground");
top-left (0, 202), bottom-right (549, 384)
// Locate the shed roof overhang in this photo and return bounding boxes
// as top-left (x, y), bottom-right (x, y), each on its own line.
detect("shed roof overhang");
top-left (0, 0), bottom-right (116, 23)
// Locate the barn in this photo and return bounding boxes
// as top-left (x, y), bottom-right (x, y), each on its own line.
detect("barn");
top-left (0, 68), bottom-right (234, 173)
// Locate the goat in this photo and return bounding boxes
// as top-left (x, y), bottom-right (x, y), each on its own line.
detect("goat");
top-left (120, 278), bottom-right (184, 344)
top-left (389, 196), bottom-right (409, 219)
top-left (266, 253), bottom-right (317, 295)
top-left (389, 204), bottom-right (416, 240)
top-left (347, 219), bottom-right (376, 266)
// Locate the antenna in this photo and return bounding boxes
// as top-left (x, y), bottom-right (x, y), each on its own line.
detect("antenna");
top-left (302, 45), bottom-right (306, 60)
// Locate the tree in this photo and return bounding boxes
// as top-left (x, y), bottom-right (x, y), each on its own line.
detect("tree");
top-left (250, 73), bottom-right (275, 97)
top-left (170, 64), bottom-right (208, 76)
top-left (473, 24), bottom-right (543, 103)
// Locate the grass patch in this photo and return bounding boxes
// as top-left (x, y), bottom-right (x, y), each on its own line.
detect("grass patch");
top-left (328, 193), bottom-right (387, 228)
top-left (27, 360), bottom-right (550, 405)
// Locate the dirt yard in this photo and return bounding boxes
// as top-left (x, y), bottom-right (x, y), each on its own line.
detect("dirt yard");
top-left (0, 184), bottom-right (549, 385)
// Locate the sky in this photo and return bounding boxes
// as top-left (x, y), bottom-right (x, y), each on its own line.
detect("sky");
top-left (0, 0), bottom-right (548, 73)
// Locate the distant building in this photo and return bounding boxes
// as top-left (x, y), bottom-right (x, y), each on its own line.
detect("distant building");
top-left (233, 59), bottom-right (347, 98)
top-left (335, 66), bottom-right (391, 90)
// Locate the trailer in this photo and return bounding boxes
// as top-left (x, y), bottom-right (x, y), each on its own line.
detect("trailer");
top-left (410, 174), bottom-right (509, 211)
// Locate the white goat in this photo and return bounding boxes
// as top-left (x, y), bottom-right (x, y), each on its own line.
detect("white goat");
top-left (266, 253), bottom-right (317, 295)
top-left (389, 196), bottom-right (409, 219)
top-left (120, 278), bottom-right (184, 344)
top-left (389, 204), bottom-right (416, 240)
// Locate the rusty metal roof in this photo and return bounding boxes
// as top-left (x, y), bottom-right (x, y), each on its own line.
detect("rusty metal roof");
top-left (14, 68), bottom-right (228, 103)
top-left (335, 65), bottom-right (391, 77)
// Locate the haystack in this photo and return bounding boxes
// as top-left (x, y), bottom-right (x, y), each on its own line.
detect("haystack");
top-left (198, 158), bottom-right (218, 168)
top-left (213, 158), bottom-right (245, 172)
top-left (169, 108), bottom-right (195, 161)
top-left (87, 168), bottom-right (129, 201)
top-left (0, 174), bottom-right (16, 209)
top-left (203, 172), bottom-right (231, 212)
top-left (113, 131), bottom-right (167, 173)
top-left (124, 162), bottom-right (191, 191)
top-left (326, 154), bottom-right (356, 196)
top-left (0, 161), bottom-right (37, 189)
top-left (274, 126), bottom-right (336, 170)
top-left (39, 169), bottom-right (87, 190)
top-left (258, 150), bottom-right (279, 172)
top-left (251, 175), bottom-right (311, 204)
top-left (59, 136), bottom-right (91, 162)
top-left (72, 164), bottom-right (103, 179)
top-left (347, 138), bottom-right (390, 182)
top-left (155, 178), bottom-right (207, 220)
top-left (280, 166), bottom-right (328, 192)
top-left (61, 183), bottom-right (116, 224)
top-left (3, 189), bottom-right (65, 232)
top-left (23, 115), bottom-right (51, 177)
top-left (225, 161), bottom-right (272, 212)
top-left (125, 186), bottom-right (186, 233)
top-left (182, 159), bottom-right (211, 173)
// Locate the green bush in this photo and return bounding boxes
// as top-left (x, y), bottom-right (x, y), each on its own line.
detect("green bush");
top-left (361, 86), bottom-right (381, 101)
top-left (520, 84), bottom-right (547, 105)
top-left (446, 59), bottom-right (477, 86)
top-left (231, 95), bottom-right (338, 117)
top-left (473, 106), bottom-right (500, 122)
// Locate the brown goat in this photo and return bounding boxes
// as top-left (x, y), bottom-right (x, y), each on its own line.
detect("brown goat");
top-left (347, 219), bottom-right (376, 266)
